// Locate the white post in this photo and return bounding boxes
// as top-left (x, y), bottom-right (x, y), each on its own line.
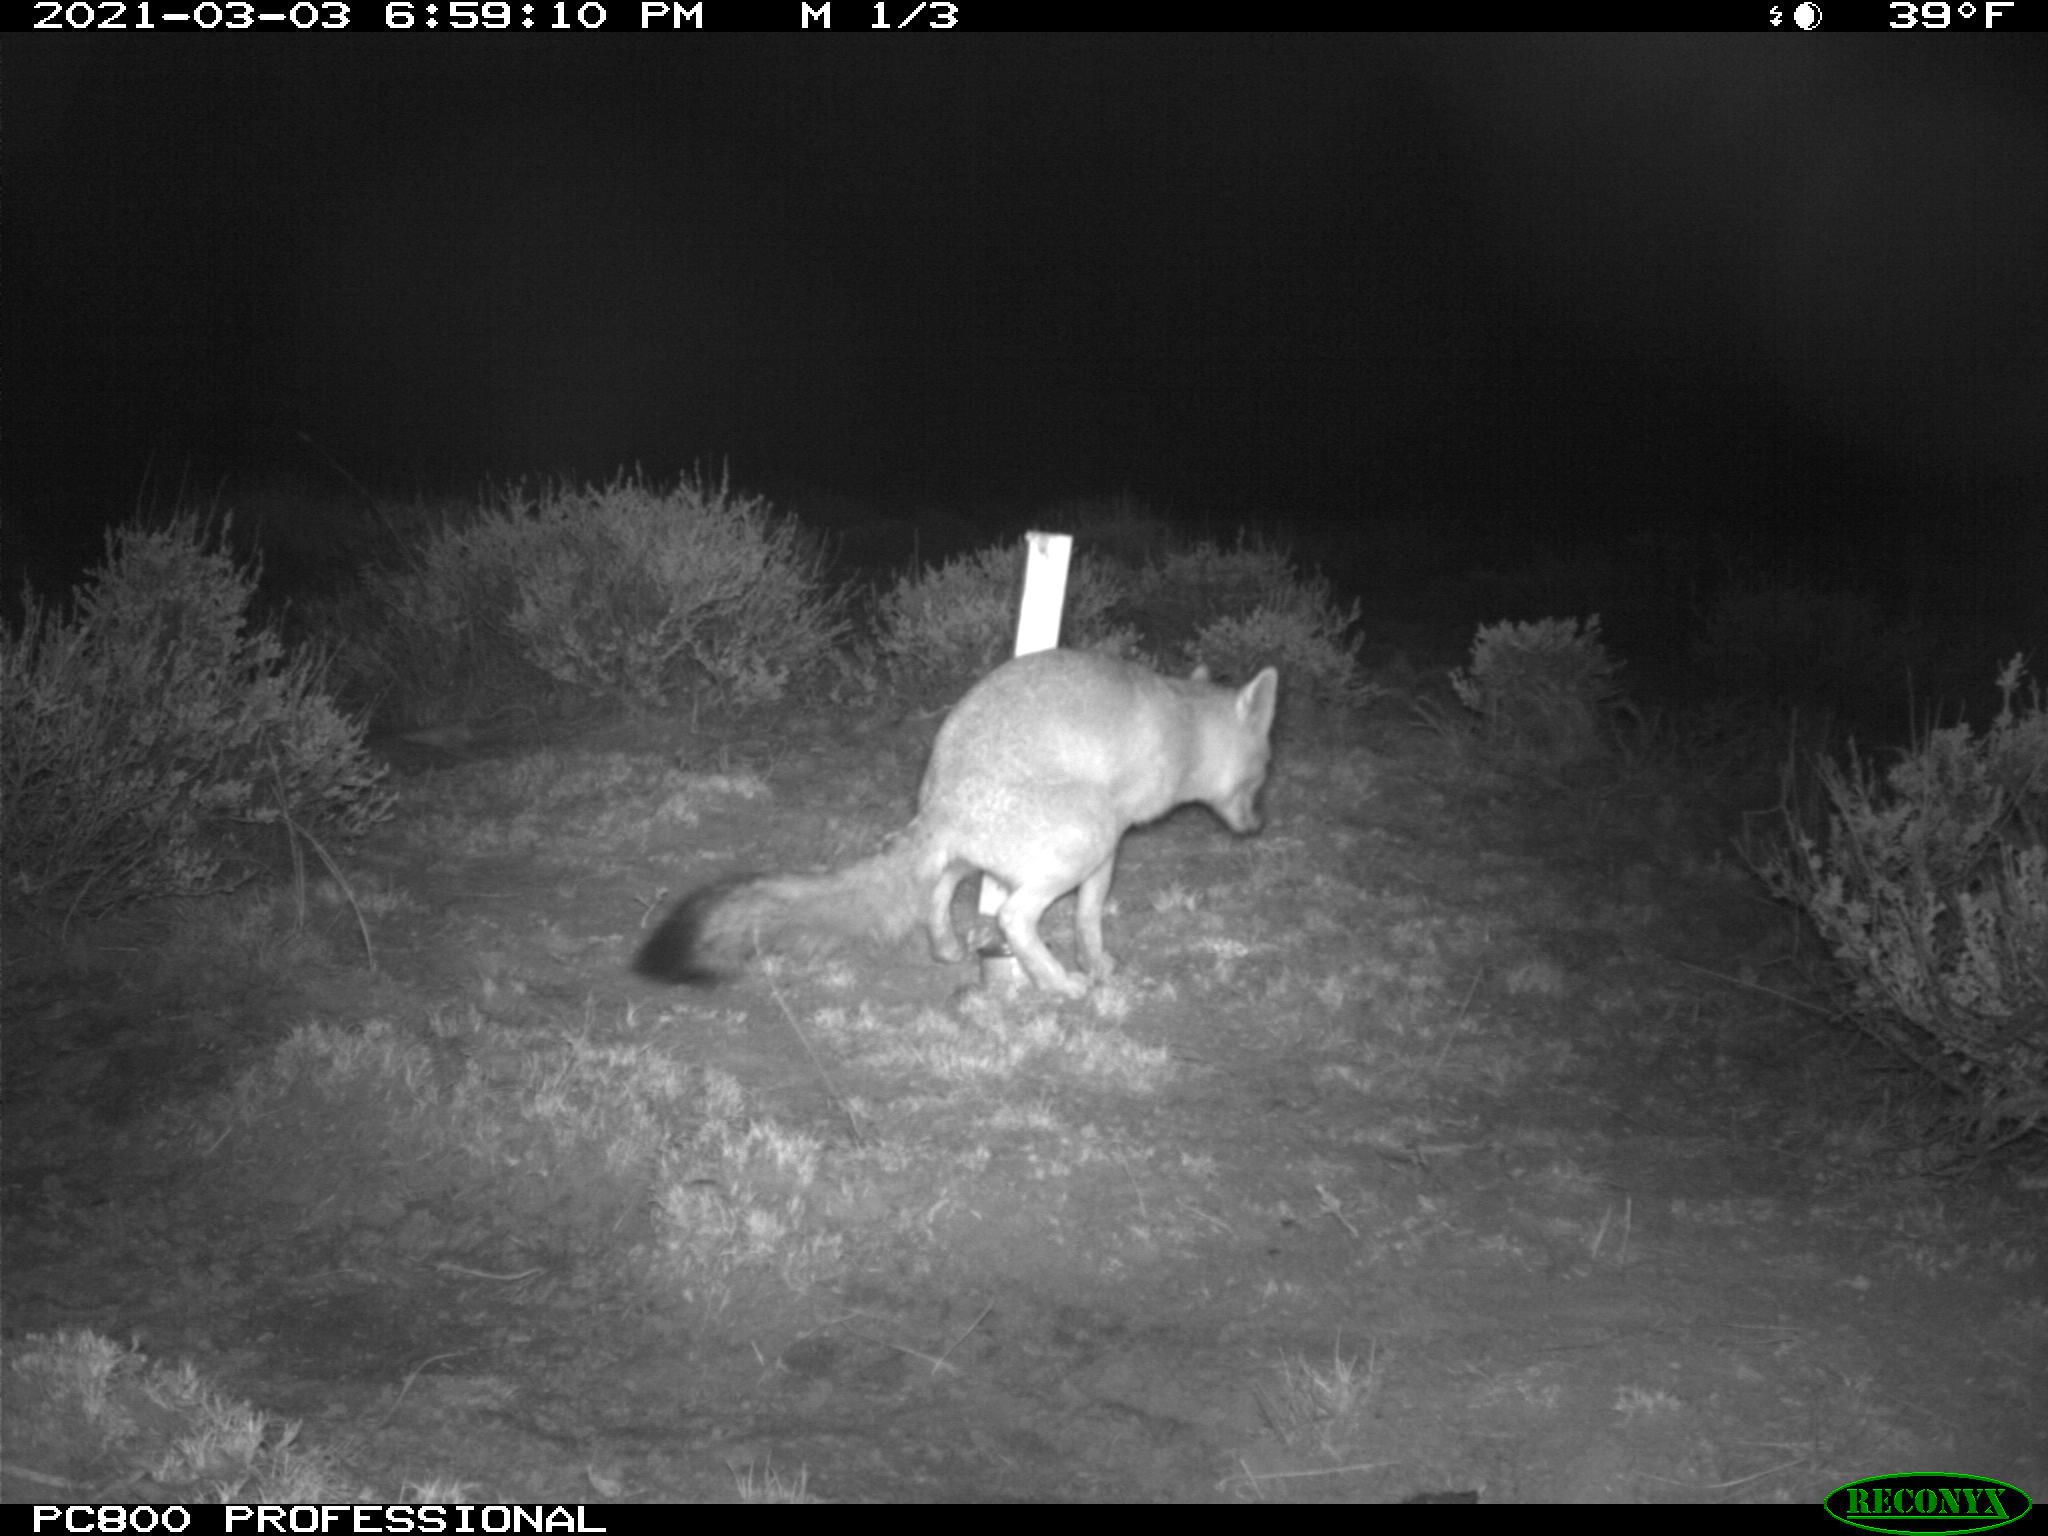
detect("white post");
top-left (1010, 530), bottom-right (1073, 658)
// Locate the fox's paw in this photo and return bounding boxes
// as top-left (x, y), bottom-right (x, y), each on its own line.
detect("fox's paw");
top-left (1039, 969), bottom-right (1090, 1001)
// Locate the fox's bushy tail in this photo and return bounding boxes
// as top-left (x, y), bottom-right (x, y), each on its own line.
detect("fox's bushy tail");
top-left (634, 833), bottom-right (929, 984)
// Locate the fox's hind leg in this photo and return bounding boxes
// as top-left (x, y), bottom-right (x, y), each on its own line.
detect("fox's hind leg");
top-left (925, 857), bottom-right (972, 964)
top-left (1073, 855), bottom-right (1117, 980)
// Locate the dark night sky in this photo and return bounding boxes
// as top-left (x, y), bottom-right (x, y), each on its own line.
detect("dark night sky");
top-left (6, 35), bottom-right (2045, 619)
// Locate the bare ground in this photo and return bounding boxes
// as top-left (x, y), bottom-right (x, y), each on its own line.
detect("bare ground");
top-left (4, 701), bottom-right (2044, 1504)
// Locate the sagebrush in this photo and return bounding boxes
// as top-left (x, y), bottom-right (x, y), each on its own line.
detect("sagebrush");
top-left (340, 471), bottom-right (844, 722)
top-left (1162, 539), bottom-right (1366, 712)
top-left (1, 515), bottom-right (392, 918)
top-left (1450, 615), bottom-right (1624, 768)
top-left (1754, 655), bottom-right (2047, 1141)
top-left (875, 541), bottom-right (1136, 687)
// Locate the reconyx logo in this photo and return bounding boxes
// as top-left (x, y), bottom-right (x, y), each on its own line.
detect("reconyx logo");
top-left (1826, 1473), bottom-right (2033, 1534)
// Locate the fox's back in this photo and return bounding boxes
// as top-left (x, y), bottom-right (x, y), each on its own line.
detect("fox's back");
top-left (919, 649), bottom-right (1258, 830)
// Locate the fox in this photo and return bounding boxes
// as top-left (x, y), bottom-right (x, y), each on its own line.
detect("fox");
top-left (634, 647), bottom-right (1280, 998)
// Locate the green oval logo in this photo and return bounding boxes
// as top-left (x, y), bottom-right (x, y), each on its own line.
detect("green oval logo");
top-left (1826, 1473), bottom-right (2033, 1534)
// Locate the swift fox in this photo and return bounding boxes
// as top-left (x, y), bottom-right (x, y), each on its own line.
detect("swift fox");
top-left (634, 648), bottom-right (1280, 998)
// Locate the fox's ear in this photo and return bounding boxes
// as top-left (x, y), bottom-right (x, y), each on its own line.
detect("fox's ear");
top-left (1238, 668), bottom-right (1279, 734)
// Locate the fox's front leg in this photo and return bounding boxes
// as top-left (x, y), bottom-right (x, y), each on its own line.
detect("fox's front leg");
top-left (998, 887), bottom-right (1089, 999)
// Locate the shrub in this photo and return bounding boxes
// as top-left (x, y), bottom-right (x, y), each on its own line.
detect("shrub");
top-left (1124, 535), bottom-right (1303, 658)
top-left (1167, 542), bottom-right (1368, 712)
top-left (1, 515), bottom-right (393, 919)
top-left (875, 540), bottom-right (1136, 689)
top-left (344, 471), bottom-right (844, 721)
top-left (1753, 656), bottom-right (2048, 1141)
top-left (1450, 615), bottom-right (1624, 768)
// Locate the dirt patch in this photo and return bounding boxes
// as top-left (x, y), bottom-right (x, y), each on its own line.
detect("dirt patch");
top-left (4, 709), bottom-right (2044, 1503)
